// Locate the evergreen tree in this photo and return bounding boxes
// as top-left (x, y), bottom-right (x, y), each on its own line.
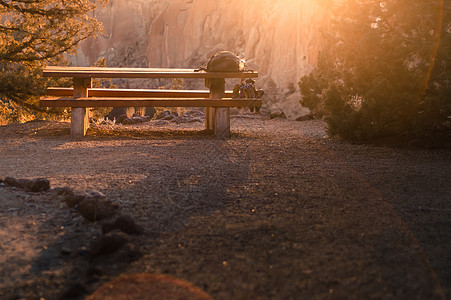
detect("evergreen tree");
top-left (299, 0), bottom-right (450, 144)
top-left (0, 0), bottom-right (105, 122)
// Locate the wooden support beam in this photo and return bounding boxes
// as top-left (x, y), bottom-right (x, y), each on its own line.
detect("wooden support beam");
top-left (208, 78), bottom-right (229, 138)
top-left (71, 78), bottom-right (91, 138)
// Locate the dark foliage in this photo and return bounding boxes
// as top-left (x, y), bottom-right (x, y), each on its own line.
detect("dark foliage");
top-left (0, 0), bottom-right (106, 123)
top-left (299, 0), bottom-right (451, 145)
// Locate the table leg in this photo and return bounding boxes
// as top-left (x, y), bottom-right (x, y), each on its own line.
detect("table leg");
top-left (215, 107), bottom-right (230, 138)
top-left (209, 78), bottom-right (230, 138)
top-left (72, 78), bottom-right (92, 138)
top-left (205, 107), bottom-right (215, 132)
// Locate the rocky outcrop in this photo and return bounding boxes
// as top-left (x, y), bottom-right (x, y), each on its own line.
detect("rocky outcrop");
top-left (72, 0), bottom-right (333, 119)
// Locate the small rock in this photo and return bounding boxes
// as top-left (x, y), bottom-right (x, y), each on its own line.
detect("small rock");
top-left (174, 116), bottom-right (203, 124)
top-left (121, 118), bottom-right (136, 125)
top-left (63, 193), bottom-right (85, 208)
top-left (270, 111), bottom-right (286, 119)
top-left (4, 177), bottom-right (50, 192)
top-left (24, 178), bottom-right (50, 192)
top-left (77, 246), bottom-right (89, 257)
top-left (156, 110), bottom-right (171, 119)
top-left (116, 114), bottom-right (128, 124)
top-left (163, 114), bottom-right (176, 121)
top-left (116, 242), bottom-right (142, 262)
top-left (102, 215), bottom-right (144, 235)
top-left (86, 265), bottom-right (104, 277)
top-left (296, 114), bottom-right (314, 121)
top-left (60, 282), bottom-right (89, 299)
top-left (78, 193), bottom-right (118, 222)
top-left (107, 107), bottom-right (134, 121)
top-left (61, 247), bottom-right (72, 255)
top-left (85, 190), bottom-right (106, 200)
top-left (186, 110), bottom-right (205, 118)
top-left (145, 107), bottom-right (156, 118)
top-left (154, 119), bottom-right (170, 126)
top-left (50, 186), bottom-right (75, 198)
top-left (89, 230), bottom-right (129, 257)
top-left (121, 116), bottom-right (151, 125)
top-left (4, 177), bottom-right (25, 189)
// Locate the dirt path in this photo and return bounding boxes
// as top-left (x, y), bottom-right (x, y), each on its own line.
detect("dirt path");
top-left (0, 116), bottom-right (450, 299)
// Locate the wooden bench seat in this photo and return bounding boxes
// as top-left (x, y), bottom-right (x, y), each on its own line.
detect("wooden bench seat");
top-left (40, 97), bottom-right (262, 108)
top-left (45, 87), bottom-right (234, 98)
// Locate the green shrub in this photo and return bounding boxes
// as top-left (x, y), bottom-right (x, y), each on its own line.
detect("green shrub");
top-left (0, 0), bottom-right (107, 123)
top-left (299, 0), bottom-right (451, 145)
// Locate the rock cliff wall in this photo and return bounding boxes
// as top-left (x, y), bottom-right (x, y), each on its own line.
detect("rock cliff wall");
top-left (72, 0), bottom-right (333, 118)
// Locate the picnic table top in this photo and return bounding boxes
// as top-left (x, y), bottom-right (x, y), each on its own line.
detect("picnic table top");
top-left (43, 66), bottom-right (258, 79)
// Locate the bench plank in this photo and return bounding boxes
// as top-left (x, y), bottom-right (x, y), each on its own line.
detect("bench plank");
top-left (45, 87), bottom-right (233, 98)
top-left (43, 67), bottom-right (258, 79)
top-left (40, 97), bottom-right (262, 108)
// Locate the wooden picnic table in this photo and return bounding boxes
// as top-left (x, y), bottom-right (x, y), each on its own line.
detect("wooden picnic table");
top-left (41, 66), bottom-right (259, 138)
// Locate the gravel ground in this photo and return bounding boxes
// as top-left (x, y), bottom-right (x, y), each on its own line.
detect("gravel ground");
top-left (0, 114), bottom-right (450, 300)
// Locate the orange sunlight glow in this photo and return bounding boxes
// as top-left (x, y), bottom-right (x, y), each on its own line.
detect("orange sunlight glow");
top-left (421, 0), bottom-right (445, 100)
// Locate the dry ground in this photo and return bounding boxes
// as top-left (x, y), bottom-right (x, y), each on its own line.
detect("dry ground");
top-left (0, 114), bottom-right (450, 299)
